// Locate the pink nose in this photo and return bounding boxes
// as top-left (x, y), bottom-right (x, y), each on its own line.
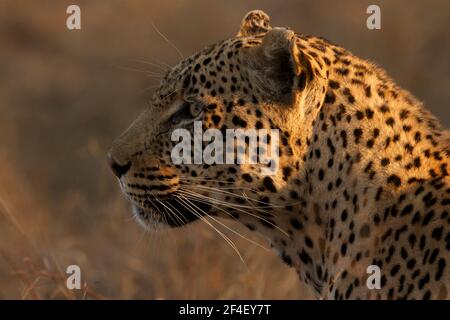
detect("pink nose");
top-left (107, 153), bottom-right (131, 178)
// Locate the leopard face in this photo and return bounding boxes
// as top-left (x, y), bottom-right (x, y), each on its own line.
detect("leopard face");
top-left (108, 11), bottom-right (325, 232)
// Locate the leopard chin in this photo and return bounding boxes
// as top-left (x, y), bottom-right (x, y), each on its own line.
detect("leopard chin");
top-left (129, 196), bottom-right (212, 230)
top-left (131, 205), bottom-right (169, 231)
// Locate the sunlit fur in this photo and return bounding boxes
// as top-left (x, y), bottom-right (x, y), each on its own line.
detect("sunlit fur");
top-left (109, 10), bottom-right (449, 299)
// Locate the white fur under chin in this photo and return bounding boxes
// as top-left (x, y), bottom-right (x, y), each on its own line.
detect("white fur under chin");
top-left (131, 205), bottom-right (169, 232)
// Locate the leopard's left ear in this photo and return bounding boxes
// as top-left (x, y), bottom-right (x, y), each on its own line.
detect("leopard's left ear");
top-left (237, 10), bottom-right (271, 37)
top-left (244, 27), bottom-right (328, 111)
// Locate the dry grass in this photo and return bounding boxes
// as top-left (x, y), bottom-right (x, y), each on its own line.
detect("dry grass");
top-left (0, 146), bottom-right (308, 299)
top-left (0, 0), bottom-right (448, 299)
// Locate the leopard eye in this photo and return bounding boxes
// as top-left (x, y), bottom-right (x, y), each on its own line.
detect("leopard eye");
top-left (170, 100), bottom-right (203, 125)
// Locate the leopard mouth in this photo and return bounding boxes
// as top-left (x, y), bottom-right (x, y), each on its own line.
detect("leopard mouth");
top-left (130, 195), bottom-right (212, 228)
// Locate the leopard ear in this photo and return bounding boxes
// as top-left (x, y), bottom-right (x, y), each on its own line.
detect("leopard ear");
top-left (237, 10), bottom-right (271, 37)
top-left (244, 27), bottom-right (328, 111)
top-left (243, 28), bottom-right (301, 104)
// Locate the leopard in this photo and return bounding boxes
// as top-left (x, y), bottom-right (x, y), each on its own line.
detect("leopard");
top-left (107, 10), bottom-right (449, 299)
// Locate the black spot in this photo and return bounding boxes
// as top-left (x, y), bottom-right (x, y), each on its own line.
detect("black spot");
top-left (335, 68), bottom-right (349, 76)
top-left (353, 128), bottom-right (363, 144)
top-left (282, 167), bottom-right (292, 180)
top-left (399, 109), bottom-right (409, 119)
top-left (414, 131), bottom-right (422, 142)
top-left (325, 92), bottom-right (336, 104)
top-left (390, 264), bottom-right (400, 276)
top-left (386, 117), bottom-right (395, 126)
top-left (315, 149), bottom-right (321, 158)
top-left (375, 187), bottom-right (383, 202)
top-left (299, 249), bottom-right (312, 264)
top-left (387, 174), bottom-right (401, 187)
top-left (263, 177), bottom-right (277, 192)
top-left (290, 190), bottom-right (299, 200)
top-left (418, 273), bottom-right (430, 290)
top-left (227, 167), bottom-right (237, 175)
top-left (329, 80), bottom-right (340, 89)
top-left (400, 204), bottom-right (413, 216)
top-left (290, 218), bottom-right (303, 230)
top-left (379, 104), bottom-right (390, 113)
top-left (340, 243), bottom-right (347, 255)
top-left (340, 130), bottom-right (348, 148)
top-left (211, 115), bottom-right (221, 125)
top-left (327, 138), bottom-right (336, 154)
top-left (421, 210), bottom-right (434, 226)
top-left (232, 115), bottom-right (247, 128)
top-left (344, 284), bottom-right (354, 299)
top-left (407, 259), bottom-right (416, 270)
top-left (373, 128), bottom-right (380, 138)
top-left (413, 157), bottom-right (421, 168)
top-left (423, 291), bottom-right (431, 300)
top-left (380, 275), bottom-right (387, 287)
top-left (431, 226), bottom-right (443, 240)
top-left (318, 169), bottom-right (325, 180)
top-left (202, 57), bottom-right (212, 65)
top-left (245, 224), bottom-right (255, 231)
top-left (428, 248), bottom-right (439, 264)
top-left (365, 108), bottom-right (374, 119)
top-left (341, 209), bottom-right (348, 221)
top-left (304, 236), bottom-right (314, 248)
top-left (435, 258), bottom-right (446, 280)
top-left (281, 252), bottom-right (293, 266)
top-left (356, 111), bottom-right (364, 120)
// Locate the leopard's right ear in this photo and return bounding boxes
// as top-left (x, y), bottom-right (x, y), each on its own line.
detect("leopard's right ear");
top-left (237, 10), bottom-right (271, 37)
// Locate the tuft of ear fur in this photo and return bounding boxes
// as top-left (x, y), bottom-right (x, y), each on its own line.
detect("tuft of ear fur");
top-left (237, 10), bottom-right (271, 37)
top-left (243, 27), bottom-right (328, 114)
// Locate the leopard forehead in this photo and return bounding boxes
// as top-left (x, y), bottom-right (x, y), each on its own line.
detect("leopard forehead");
top-left (151, 36), bottom-right (261, 110)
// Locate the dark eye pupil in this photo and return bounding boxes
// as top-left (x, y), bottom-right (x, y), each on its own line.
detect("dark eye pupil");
top-left (171, 102), bottom-right (194, 124)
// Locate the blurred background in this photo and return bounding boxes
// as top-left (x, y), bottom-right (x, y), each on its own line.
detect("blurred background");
top-left (0, 0), bottom-right (449, 299)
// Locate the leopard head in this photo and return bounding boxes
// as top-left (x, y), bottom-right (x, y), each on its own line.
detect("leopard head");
top-left (107, 10), bottom-right (328, 232)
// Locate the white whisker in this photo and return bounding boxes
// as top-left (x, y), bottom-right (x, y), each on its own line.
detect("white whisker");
top-left (149, 20), bottom-right (184, 60)
top-left (178, 187), bottom-right (289, 237)
top-left (176, 195), bottom-right (247, 268)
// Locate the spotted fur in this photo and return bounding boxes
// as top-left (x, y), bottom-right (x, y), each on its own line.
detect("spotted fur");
top-left (108, 10), bottom-right (449, 299)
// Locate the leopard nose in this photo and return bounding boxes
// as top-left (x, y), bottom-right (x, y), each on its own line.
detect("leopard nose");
top-left (107, 152), bottom-right (131, 178)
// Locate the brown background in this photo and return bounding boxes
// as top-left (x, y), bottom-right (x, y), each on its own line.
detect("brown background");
top-left (0, 0), bottom-right (449, 299)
